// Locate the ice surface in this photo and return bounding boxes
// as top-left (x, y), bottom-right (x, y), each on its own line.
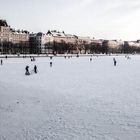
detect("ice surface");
top-left (0, 55), bottom-right (140, 140)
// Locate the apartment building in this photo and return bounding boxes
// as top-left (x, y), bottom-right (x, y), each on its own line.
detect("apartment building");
top-left (0, 20), bottom-right (29, 53)
top-left (47, 30), bottom-right (78, 44)
top-left (29, 32), bottom-right (54, 53)
top-left (11, 30), bottom-right (29, 44)
top-left (77, 36), bottom-right (91, 46)
top-left (0, 20), bottom-right (11, 43)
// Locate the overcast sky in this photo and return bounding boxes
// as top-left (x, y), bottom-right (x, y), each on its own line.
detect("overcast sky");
top-left (1, 0), bottom-right (140, 40)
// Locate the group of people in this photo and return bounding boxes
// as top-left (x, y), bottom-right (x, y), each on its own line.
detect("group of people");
top-left (64, 56), bottom-right (72, 59)
top-left (25, 62), bottom-right (53, 75)
top-left (1, 54), bottom-right (118, 76)
top-left (125, 55), bottom-right (131, 60)
top-left (25, 65), bottom-right (37, 75)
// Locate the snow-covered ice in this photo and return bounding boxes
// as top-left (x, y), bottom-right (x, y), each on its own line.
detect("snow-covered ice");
top-left (0, 55), bottom-right (140, 140)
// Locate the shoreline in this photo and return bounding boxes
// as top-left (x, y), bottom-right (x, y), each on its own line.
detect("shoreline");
top-left (0, 53), bottom-right (133, 58)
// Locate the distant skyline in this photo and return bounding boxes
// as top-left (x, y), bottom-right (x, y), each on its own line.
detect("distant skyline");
top-left (1, 0), bottom-right (140, 40)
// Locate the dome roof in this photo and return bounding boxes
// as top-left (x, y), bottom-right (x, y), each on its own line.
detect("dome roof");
top-left (36, 32), bottom-right (44, 36)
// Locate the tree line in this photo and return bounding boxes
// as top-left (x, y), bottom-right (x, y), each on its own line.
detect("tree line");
top-left (0, 40), bottom-right (140, 54)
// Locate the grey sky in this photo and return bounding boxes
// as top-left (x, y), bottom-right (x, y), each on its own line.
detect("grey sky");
top-left (1, 0), bottom-right (140, 40)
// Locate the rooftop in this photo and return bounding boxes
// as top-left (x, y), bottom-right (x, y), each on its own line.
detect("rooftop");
top-left (0, 19), bottom-right (8, 27)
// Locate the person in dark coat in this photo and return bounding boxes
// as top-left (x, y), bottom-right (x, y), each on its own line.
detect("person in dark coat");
top-left (113, 58), bottom-right (117, 66)
top-left (1, 60), bottom-right (3, 65)
top-left (50, 62), bottom-right (52, 67)
top-left (34, 65), bottom-right (37, 73)
top-left (25, 66), bottom-right (30, 75)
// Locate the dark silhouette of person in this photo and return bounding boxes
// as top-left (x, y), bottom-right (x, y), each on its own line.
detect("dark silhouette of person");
top-left (90, 58), bottom-right (92, 61)
top-left (25, 66), bottom-right (30, 75)
top-left (1, 60), bottom-right (3, 65)
top-left (113, 58), bottom-right (117, 66)
top-left (34, 65), bottom-right (37, 73)
top-left (50, 62), bottom-right (52, 67)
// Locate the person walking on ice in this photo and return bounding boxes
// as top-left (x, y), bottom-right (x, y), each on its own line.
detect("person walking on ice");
top-left (25, 66), bottom-right (30, 75)
top-left (50, 62), bottom-right (52, 67)
top-left (34, 65), bottom-right (37, 73)
top-left (113, 58), bottom-right (117, 66)
top-left (1, 60), bottom-right (3, 65)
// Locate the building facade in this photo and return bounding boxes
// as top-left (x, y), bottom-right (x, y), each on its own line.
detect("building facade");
top-left (0, 19), bottom-right (29, 54)
top-left (0, 20), bottom-right (11, 43)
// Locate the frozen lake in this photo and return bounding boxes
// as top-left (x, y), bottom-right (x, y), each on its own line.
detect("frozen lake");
top-left (0, 55), bottom-right (140, 140)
